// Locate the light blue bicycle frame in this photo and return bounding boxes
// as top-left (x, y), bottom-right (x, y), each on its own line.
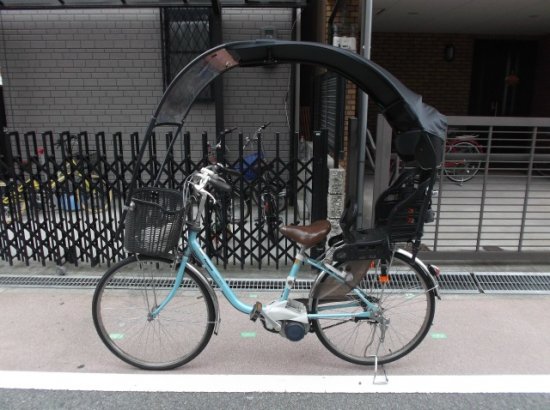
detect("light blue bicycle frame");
top-left (151, 227), bottom-right (379, 321)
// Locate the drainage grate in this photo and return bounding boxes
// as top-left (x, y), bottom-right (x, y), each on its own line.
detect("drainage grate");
top-left (0, 276), bottom-right (315, 291)
top-left (437, 273), bottom-right (480, 293)
top-left (216, 279), bottom-right (312, 291)
top-left (0, 276), bottom-right (100, 288)
top-left (474, 273), bottom-right (550, 294)
top-left (0, 273), bottom-right (549, 294)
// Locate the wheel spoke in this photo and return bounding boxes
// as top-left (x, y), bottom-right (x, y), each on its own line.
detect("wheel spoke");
top-left (312, 252), bottom-right (435, 366)
top-left (93, 256), bottom-right (215, 370)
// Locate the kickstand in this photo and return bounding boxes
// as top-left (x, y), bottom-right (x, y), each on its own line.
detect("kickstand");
top-left (369, 355), bottom-right (389, 385)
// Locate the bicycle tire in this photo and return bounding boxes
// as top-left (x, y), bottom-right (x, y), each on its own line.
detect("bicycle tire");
top-left (311, 251), bottom-right (436, 366)
top-left (444, 141), bottom-right (481, 183)
top-left (93, 255), bottom-right (215, 370)
top-left (228, 190), bottom-right (250, 223)
top-left (263, 192), bottom-right (279, 242)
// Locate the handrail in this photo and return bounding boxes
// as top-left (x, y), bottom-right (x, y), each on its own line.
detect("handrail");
top-left (448, 116), bottom-right (550, 127)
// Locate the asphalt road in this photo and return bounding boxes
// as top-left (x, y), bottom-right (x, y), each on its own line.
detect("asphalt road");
top-left (1, 390), bottom-right (549, 410)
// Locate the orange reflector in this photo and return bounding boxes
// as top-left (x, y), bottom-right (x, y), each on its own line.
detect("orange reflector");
top-left (379, 274), bottom-right (390, 284)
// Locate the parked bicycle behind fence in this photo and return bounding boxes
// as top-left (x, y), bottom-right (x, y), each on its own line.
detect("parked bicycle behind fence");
top-left (203, 122), bottom-right (288, 245)
top-left (0, 134), bottom-right (111, 223)
top-left (390, 133), bottom-right (483, 185)
top-left (238, 122), bottom-right (288, 242)
top-left (202, 127), bottom-right (250, 255)
top-left (443, 134), bottom-right (483, 184)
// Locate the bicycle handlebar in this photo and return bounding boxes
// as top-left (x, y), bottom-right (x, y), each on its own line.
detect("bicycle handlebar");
top-left (243, 122), bottom-right (272, 149)
top-left (197, 164), bottom-right (239, 194)
top-left (258, 122), bottom-right (271, 132)
top-left (221, 127), bottom-right (238, 136)
top-left (209, 175), bottom-right (232, 193)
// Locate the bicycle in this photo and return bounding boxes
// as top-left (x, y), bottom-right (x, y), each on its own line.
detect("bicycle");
top-left (0, 180), bottom-right (49, 223)
top-left (205, 127), bottom-right (250, 225)
top-left (390, 134), bottom-right (484, 186)
top-left (0, 155), bottom-right (45, 222)
top-left (53, 133), bottom-right (112, 212)
top-left (203, 127), bottom-right (251, 255)
top-left (0, 135), bottom-right (111, 221)
top-left (239, 122), bottom-right (287, 242)
top-left (443, 134), bottom-right (484, 184)
top-left (92, 164), bottom-right (440, 371)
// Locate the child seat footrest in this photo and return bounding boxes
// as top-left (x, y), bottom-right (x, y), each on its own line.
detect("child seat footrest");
top-left (332, 228), bottom-right (391, 262)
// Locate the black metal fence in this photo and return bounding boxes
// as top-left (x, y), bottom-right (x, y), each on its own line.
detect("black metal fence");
top-left (0, 130), bottom-right (329, 268)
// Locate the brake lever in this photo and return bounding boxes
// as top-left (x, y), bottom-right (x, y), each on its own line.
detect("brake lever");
top-left (192, 175), bottom-right (217, 204)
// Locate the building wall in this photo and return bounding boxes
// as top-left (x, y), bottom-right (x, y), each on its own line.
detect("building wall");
top-left (371, 33), bottom-right (474, 117)
top-left (222, 8), bottom-right (293, 162)
top-left (532, 36), bottom-right (550, 117)
top-left (0, 9), bottom-right (164, 139)
top-left (0, 8), bottom-right (294, 160)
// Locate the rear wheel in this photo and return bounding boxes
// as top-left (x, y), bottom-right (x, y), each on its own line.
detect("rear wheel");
top-left (311, 251), bottom-right (436, 365)
top-left (93, 256), bottom-right (215, 370)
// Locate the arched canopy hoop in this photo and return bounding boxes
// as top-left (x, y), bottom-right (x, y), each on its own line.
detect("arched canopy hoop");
top-left (153, 40), bottom-right (447, 168)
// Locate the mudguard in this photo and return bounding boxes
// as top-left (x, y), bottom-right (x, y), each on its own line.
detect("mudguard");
top-left (184, 262), bottom-right (222, 335)
top-left (308, 247), bottom-right (441, 312)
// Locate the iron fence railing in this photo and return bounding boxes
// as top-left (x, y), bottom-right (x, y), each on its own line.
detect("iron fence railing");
top-left (0, 129), bottom-right (329, 268)
top-left (372, 115), bottom-right (550, 261)
top-left (423, 116), bottom-right (550, 258)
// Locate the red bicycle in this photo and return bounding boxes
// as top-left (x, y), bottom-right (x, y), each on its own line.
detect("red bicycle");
top-left (443, 134), bottom-right (484, 183)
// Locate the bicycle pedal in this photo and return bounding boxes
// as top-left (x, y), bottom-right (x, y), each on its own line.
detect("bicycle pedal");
top-left (249, 301), bottom-right (262, 322)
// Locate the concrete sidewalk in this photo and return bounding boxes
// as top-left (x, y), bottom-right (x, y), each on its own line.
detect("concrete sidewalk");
top-left (1, 248), bottom-right (549, 377)
top-left (0, 286), bottom-right (549, 377)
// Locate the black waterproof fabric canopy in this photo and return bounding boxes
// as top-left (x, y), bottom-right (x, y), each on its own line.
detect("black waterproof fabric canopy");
top-left (150, 40), bottom-right (447, 168)
top-left (147, 40), bottom-right (447, 170)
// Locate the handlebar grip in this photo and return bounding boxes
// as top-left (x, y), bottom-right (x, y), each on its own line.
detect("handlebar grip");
top-left (209, 175), bottom-right (232, 193)
top-left (211, 163), bottom-right (240, 177)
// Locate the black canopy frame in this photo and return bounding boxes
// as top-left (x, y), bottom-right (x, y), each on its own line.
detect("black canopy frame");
top-left (129, 39), bottom-right (447, 202)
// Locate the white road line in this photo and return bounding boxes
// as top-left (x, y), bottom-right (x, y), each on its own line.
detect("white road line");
top-left (1, 372), bottom-right (550, 393)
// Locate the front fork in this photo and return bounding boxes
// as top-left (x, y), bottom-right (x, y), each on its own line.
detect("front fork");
top-left (148, 251), bottom-right (191, 319)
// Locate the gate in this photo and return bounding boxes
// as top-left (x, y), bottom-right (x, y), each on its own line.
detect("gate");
top-left (0, 130), bottom-right (330, 268)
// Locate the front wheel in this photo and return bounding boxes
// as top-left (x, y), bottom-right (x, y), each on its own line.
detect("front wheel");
top-left (92, 256), bottom-right (216, 370)
top-left (311, 251), bottom-right (436, 366)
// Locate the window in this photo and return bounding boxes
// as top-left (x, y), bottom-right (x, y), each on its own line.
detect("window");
top-left (162, 7), bottom-right (214, 100)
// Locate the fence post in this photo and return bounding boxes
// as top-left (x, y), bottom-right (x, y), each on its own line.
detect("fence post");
top-left (183, 131), bottom-right (192, 175)
top-left (289, 131), bottom-right (298, 214)
top-left (311, 129), bottom-right (329, 221)
top-left (311, 130), bottom-right (329, 258)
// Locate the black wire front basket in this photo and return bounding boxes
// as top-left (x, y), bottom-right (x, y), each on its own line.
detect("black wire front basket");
top-left (124, 187), bottom-right (185, 258)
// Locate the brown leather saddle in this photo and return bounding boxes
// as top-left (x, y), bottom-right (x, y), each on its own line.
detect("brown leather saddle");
top-left (279, 220), bottom-right (331, 248)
